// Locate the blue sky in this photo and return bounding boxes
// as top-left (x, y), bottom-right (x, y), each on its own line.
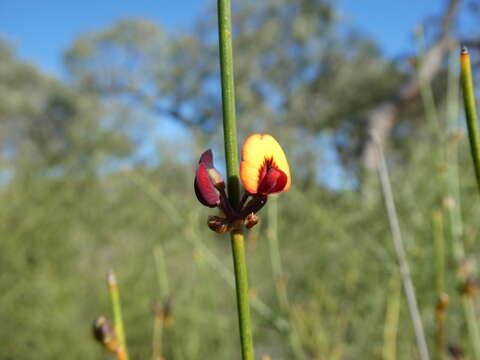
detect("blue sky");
top-left (0, 0), bottom-right (463, 189)
top-left (1, 0), bottom-right (452, 77)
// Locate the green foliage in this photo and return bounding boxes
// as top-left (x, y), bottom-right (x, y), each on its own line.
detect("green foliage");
top-left (1, 1), bottom-right (480, 359)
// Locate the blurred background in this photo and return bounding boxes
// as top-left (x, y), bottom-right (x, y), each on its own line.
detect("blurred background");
top-left (2, 0), bottom-right (480, 358)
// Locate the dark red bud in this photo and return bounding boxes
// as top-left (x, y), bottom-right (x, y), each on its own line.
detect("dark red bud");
top-left (257, 167), bottom-right (287, 195)
top-left (195, 150), bottom-right (226, 207)
top-left (199, 149), bottom-right (214, 168)
top-left (195, 163), bottom-right (220, 207)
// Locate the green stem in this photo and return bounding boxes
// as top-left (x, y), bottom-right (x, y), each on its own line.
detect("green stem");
top-left (382, 275), bottom-right (401, 360)
top-left (463, 295), bottom-right (480, 359)
top-left (432, 210), bottom-right (445, 297)
top-left (154, 245), bottom-right (170, 296)
top-left (460, 46), bottom-right (480, 192)
top-left (231, 230), bottom-right (255, 360)
top-left (460, 45), bottom-right (480, 360)
top-left (217, 1), bottom-right (254, 359)
top-left (152, 314), bottom-right (164, 360)
top-left (218, 0), bottom-right (240, 207)
top-left (107, 270), bottom-right (129, 360)
top-left (267, 196), bottom-right (306, 360)
top-left (432, 210), bottom-right (447, 360)
top-left (446, 48), bottom-right (465, 263)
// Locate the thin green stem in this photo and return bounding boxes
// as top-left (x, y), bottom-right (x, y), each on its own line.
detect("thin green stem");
top-left (382, 275), bottom-right (401, 360)
top-left (267, 196), bottom-right (287, 309)
top-left (217, 1), bottom-right (254, 359)
top-left (375, 136), bottom-right (430, 360)
top-left (152, 245), bottom-right (169, 360)
top-left (460, 46), bottom-right (480, 192)
top-left (446, 48), bottom-right (465, 262)
top-left (152, 314), bottom-right (164, 360)
top-left (154, 245), bottom-right (170, 296)
top-left (463, 295), bottom-right (480, 359)
top-left (231, 230), bottom-right (255, 360)
top-left (218, 0), bottom-right (240, 207)
top-left (267, 195), bottom-right (306, 360)
top-left (459, 45), bottom-right (480, 360)
top-left (432, 210), bottom-right (447, 360)
top-left (432, 210), bottom-right (445, 297)
top-left (107, 270), bottom-right (129, 360)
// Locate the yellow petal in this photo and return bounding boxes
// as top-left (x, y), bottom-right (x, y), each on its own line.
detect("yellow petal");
top-left (240, 134), bottom-right (291, 194)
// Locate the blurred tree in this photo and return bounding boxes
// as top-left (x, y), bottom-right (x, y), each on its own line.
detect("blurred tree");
top-left (63, 2), bottom-right (402, 185)
top-left (0, 39), bottom-right (133, 176)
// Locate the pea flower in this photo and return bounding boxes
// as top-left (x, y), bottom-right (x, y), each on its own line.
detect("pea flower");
top-left (240, 134), bottom-right (291, 195)
top-left (194, 150), bottom-right (225, 208)
top-left (194, 134), bottom-right (291, 233)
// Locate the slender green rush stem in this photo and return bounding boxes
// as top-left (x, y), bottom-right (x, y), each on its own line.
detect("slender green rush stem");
top-left (107, 270), bottom-right (129, 360)
top-left (154, 245), bottom-right (170, 296)
top-left (432, 210), bottom-right (445, 296)
top-left (463, 294), bottom-right (480, 359)
top-left (152, 245), bottom-right (169, 360)
top-left (446, 48), bottom-right (464, 262)
top-left (432, 210), bottom-right (447, 360)
top-left (460, 45), bottom-right (480, 359)
top-left (217, 1), bottom-right (254, 359)
top-left (460, 46), bottom-right (480, 192)
top-left (374, 135), bottom-right (430, 360)
top-left (152, 314), bottom-right (164, 360)
top-left (382, 275), bottom-right (400, 360)
top-left (218, 0), bottom-right (240, 207)
top-left (230, 229), bottom-right (254, 360)
top-left (267, 196), bottom-right (306, 360)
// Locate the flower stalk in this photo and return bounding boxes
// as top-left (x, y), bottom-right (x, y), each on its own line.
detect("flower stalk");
top-left (107, 270), bottom-right (129, 360)
top-left (460, 45), bottom-right (480, 359)
top-left (460, 45), bottom-right (480, 192)
top-left (374, 135), bottom-right (430, 360)
top-left (217, 0), bottom-right (254, 359)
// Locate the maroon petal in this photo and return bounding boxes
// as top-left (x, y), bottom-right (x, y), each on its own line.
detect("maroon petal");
top-left (194, 163), bottom-right (220, 207)
top-left (257, 167), bottom-right (287, 195)
top-left (199, 149), bottom-right (214, 168)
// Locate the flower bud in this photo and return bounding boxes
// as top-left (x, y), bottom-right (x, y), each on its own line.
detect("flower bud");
top-left (208, 216), bottom-right (231, 233)
top-left (244, 213), bottom-right (259, 229)
top-left (194, 150), bottom-right (225, 207)
top-left (92, 316), bottom-right (118, 354)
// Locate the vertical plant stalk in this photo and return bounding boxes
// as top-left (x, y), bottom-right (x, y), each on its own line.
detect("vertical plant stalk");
top-left (463, 295), bottom-right (480, 359)
top-left (267, 196), bottom-right (288, 309)
top-left (460, 45), bottom-right (480, 360)
top-left (432, 210), bottom-right (448, 360)
top-left (432, 211), bottom-right (446, 298)
top-left (152, 245), bottom-right (170, 360)
top-left (230, 229), bottom-right (254, 360)
top-left (460, 46), bottom-right (480, 192)
top-left (267, 195), bottom-right (306, 360)
top-left (374, 136), bottom-right (430, 360)
top-left (107, 270), bottom-right (129, 360)
top-left (446, 48), bottom-right (465, 263)
top-left (152, 314), bottom-right (164, 360)
top-left (382, 275), bottom-right (401, 360)
top-left (154, 245), bottom-right (170, 296)
top-left (218, 0), bottom-right (240, 207)
top-left (217, 1), bottom-right (254, 359)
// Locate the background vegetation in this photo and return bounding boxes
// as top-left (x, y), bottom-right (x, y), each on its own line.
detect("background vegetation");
top-left (3, 0), bottom-right (480, 358)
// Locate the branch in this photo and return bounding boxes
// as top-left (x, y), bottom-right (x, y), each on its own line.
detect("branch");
top-left (361, 0), bottom-right (461, 174)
